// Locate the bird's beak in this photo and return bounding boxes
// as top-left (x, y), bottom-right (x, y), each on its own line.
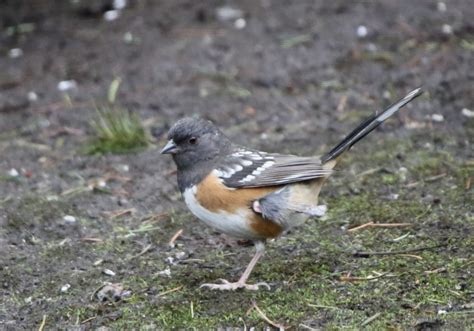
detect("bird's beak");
top-left (160, 139), bottom-right (177, 154)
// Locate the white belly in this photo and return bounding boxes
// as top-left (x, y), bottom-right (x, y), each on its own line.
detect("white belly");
top-left (183, 187), bottom-right (258, 239)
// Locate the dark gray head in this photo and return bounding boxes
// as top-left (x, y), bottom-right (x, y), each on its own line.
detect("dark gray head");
top-left (161, 118), bottom-right (232, 187)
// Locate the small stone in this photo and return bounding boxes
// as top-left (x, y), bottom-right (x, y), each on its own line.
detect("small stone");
top-left (461, 108), bottom-right (474, 118)
top-left (157, 267), bottom-right (171, 277)
top-left (366, 43), bottom-right (377, 52)
top-left (103, 269), bottom-right (116, 276)
top-left (27, 91), bottom-right (38, 102)
top-left (123, 32), bottom-right (133, 43)
top-left (357, 25), bottom-right (368, 38)
top-left (104, 10), bottom-right (120, 21)
top-left (63, 215), bottom-right (76, 223)
top-left (437, 2), bottom-right (447, 12)
top-left (57, 80), bottom-right (77, 92)
top-left (166, 256), bottom-right (175, 264)
top-left (234, 18), bottom-right (246, 29)
top-left (96, 283), bottom-right (124, 302)
top-left (8, 168), bottom-right (19, 177)
top-left (175, 251), bottom-right (186, 259)
top-left (437, 309), bottom-right (447, 315)
top-left (8, 48), bottom-right (23, 58)
top-left (113, 0), bottom-right (127, 10)
top-left (216, 6), bottom-right (243, 21)
top-left (387, 193), bottom-right (399, 200)
top-left (442, 24), bottom-right (452, 35)
top-left (60, 284), bottom-right (71, 292)
top-left (431, 114), bottom-right (444, 122)
top-left (94, 259), bottom-right (104, 266)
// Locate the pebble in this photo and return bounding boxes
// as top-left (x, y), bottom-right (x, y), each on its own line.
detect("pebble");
top-left (113, 0), bottom-right (127, 10)
top-left (234, 18), bottom-right (246, 29)
top-left (123, 32), bottom-right (133, 43)
top-left (461, 108), bottom-right (474, 118)
top-left (441, 24), bottom-right (452, 35)
top-left (103, 269), bottom-right (116, 276)
top-left (60, 284), bottom-right (71, 292)
top-left (357, 25), bottom-right (368, 38)
top-left (57, 80), bottom-right (77, 92)
top-left (387, 193), bottom-right (399, 201)
top-left (63, 215), bottom-right (76, 223)
top-left (216, 6), bottom-right (243, 21)
top-left (8, 48), bottom-right (23, 58)
top-left (104, 10), bottom-right (120, 22)
top-left (157, 267), bottom-right (171, 277)
top-left (437, 2), bottom-right (447, 12)
top-left (96, 283), bottom-right (125, 302)
top-left (27, 91), bottom-right (38, 102)
top-left (430, 114), bottom-right (444, 122)
top-left (8, 168), bottom-right (19, 177)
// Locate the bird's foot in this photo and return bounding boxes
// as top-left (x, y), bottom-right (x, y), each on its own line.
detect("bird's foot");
top-left (200, 279), bottom-right (270, 291)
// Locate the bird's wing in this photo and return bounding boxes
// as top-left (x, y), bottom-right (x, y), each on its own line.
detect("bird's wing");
top-left (215, 148), bottom-right (332, 188)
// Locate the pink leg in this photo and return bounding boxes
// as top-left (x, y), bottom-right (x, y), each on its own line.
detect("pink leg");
top-left (200, 241), bottom-right (270, 291)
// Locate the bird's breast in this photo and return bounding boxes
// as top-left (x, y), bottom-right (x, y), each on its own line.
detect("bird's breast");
top-left (182, 173), bottom-right (283, 239)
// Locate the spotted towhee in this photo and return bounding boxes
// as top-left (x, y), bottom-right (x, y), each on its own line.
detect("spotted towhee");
top-left (161, 88), bottom-right (422, 290)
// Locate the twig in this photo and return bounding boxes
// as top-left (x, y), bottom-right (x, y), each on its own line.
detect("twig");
top-left (340, 272), bottom-right (388, 282)
top-left (251, 301), bottom-right (286, 329)
top-left (392, 232), bottom-right (410, 242)
top-left (129, 244), bottom-right (153, 260)
top-left (424, 173), bottom-right (446, 182)
top-left (466, 176), bottom-right (472, 190)
top-left (38, 315), bottom-right (47, 331)
top-left (396, 254), bottom-right (423, 260)
top-left (336, 95), bottom-right (348, 112)
top-left (361, 312), bottom-right (381, 326)
top-left (169, 229), bottom-right (183, 247)
top-left (105, 208), bottom-right (136, 219)
top-left (424, 267), bottom-right (446, 275)
top-left (307, 303), bottom-right (339, 309)
top-left (81, 237), bottom-right (104, 243)
top-left (356, 167), bottom-right (382, 178)
top-left (80, 315), bottom-right (98, 324)
top-left (158, 286), bottom-right (183, 297)
top-left (348, 222), bottom-right (412, 232)
top-left (353, 244), bottom-right (446, 258)
top-left (299, 324), bottom-right (318, 331)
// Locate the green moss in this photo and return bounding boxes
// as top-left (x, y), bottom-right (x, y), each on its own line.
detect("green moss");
top-left (85, 107), bottom-right (149, 155)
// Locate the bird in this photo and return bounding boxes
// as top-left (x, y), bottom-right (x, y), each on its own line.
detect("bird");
top-left (160, 88), bottom-right (422, 290)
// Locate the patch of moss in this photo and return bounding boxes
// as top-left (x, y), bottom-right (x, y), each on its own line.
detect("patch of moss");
top-left (85, 107), bottom-right (149, 155)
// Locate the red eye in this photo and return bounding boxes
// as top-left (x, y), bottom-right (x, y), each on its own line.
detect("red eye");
top-left (189, 137), bottom-right (197, 145)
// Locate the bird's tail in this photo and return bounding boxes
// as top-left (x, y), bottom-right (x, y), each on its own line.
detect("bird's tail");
top-left (321, 88), bottom-right (423, 164)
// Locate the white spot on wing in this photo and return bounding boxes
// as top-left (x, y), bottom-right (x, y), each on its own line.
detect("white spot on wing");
top-left (214, 164), bottom-right (244, 179)
top-left (240, 174), bottom-right (256, 183)
top-left (250, 153), bottom-right (263, 160)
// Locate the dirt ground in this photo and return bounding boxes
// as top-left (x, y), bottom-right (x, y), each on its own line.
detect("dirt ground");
top-left (1, 0), bottom-right (473, 329)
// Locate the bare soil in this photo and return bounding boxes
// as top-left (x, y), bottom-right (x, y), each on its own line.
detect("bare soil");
top-left (1, 0), bottom-right (473, 329)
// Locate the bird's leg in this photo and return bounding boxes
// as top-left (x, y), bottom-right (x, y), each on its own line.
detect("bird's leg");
top-left (200, 241), bottom-right (270, 291)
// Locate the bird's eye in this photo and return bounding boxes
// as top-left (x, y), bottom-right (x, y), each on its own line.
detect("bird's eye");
top-left (188, 137), bottom-right (197, 145)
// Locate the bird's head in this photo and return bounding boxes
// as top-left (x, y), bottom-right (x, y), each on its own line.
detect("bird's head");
top-left (160, 117), bottom-right (231, 170)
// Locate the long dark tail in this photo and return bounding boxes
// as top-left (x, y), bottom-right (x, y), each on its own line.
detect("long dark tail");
top-left (321, 88), bottom-right (423, 164)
